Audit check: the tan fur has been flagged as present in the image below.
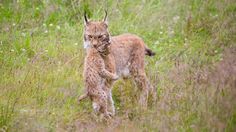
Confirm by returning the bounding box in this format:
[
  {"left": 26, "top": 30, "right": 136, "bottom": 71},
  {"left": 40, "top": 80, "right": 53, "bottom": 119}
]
[
  {"left": 79, "top": 12, "right": 156, "bottom": 117},
  {"left": 110, "top": 34, "right": 156, "bottom": 108},
  {"left": 82, "top": 46, "right": 118, "bottom": 118},
  {"left": 79, "top": 17, "right": 118, "bottom": 118}
]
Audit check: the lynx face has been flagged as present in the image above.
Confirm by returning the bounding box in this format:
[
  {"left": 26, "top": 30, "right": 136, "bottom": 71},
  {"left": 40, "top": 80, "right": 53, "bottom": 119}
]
[{"left": 83, "top": 13, "right": 111, "bottom": 53}]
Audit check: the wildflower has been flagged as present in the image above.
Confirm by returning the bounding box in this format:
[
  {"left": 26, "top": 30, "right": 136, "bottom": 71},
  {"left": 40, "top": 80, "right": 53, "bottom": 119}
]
[
  {"left": 154, "top": 40, "right": 160, "bottom": 45},
  {"left": 44, "top": 30, "right": 48, "bottom": 33},
  {"left": 10, "top": 49, "right": 14, "bottom": 52},
  {"left": 74, "top": 43, "right": 78, "bottom": 46},
  {"left": 160, "top": 31, "right": 163, "bottom": 34},
  {"left": 21, "top": 33, "right": 26, "bottom": 37},
  {"left": 56, "top": 25, "right": 61, "bottom": 30},
  {"left": 173, "top": 15, "right": 180, "bottom": 23},
  {"left": 13, "top": 23, "right": 16, "bottom": 26},
  {"left": 21, "top": 48, "right": 26, "bottom": 52},
  {"left": 45, "top": 49, "right": 48, "bottom": 52},
  {"left": 49, "top": 23, "right": 53, "bottom": 27}
]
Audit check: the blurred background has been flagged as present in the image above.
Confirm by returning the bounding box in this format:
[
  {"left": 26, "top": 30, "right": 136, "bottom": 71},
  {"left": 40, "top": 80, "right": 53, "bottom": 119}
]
[{"left": 0, "top": 0, "right": 236, "bottom": 131}]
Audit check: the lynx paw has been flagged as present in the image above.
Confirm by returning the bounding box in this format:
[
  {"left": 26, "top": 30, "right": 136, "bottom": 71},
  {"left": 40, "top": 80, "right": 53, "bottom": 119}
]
[{"left": 112, "top": 74, "right": 119, "bottom": 81}]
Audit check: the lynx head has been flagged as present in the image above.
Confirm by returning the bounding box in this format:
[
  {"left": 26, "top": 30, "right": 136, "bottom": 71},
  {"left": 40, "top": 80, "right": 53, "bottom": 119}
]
[{"left": 83, "top": 11, "right": 111, "bottom": 53}]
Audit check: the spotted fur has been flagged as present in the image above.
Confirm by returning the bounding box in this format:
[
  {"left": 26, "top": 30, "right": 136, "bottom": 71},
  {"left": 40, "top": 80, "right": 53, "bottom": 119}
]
[{"left": 79, "top": 12, "right": 156, "bottom": 118}]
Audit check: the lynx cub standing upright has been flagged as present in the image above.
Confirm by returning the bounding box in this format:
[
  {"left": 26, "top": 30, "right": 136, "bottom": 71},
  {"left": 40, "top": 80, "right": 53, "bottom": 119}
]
[{"left": 80, "top": 12, "right": 118, "bottom": 118}]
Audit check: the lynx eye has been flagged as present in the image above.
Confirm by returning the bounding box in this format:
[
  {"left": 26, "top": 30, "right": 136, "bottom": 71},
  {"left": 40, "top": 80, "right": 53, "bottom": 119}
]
[
  {"left": 98, "top": 35, "right": 103, "bottom": 39},
  {"left": 99, "top": 34, "right": 107, "bottom": 39},
  {"left": 87, "top": 35, "right": 92, "bottom": 39}
]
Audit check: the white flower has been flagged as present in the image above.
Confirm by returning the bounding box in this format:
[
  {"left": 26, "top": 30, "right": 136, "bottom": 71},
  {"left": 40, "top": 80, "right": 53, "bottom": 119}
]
[
  {"left": 173, "top": 15, "right": 180, "bottom": 23},
  {"left": 21, "top": 33, "right": 26, "bottom": 37},
  {"left": 160, "top": 31, "right": 163, "bottom": 34},
  {"left": 44, "top": 30, "right": 48, "bottom": 33},
  {"left": 10, "top": 49, "right": 14, "bottom": 52},
  {"left": 45, "top": 50, "right": 48, "bottom": 52},
  {"left": 49, "top": 23, "right": 53, "bottom": 27},
  {"left": 21, "top": 48, "right": 26, "bottom": 52},
  {"left": 13, "top": 23, "right": 16, "bottom": 26},
  {"left": 155, "top": 40, "right": 160, "bottom": 45},
  {"left": 74, "top": 43, "right": 78, "bottom": 46},
  {"left": 56, "top": 25, "right": 60, "bottom": 30}
]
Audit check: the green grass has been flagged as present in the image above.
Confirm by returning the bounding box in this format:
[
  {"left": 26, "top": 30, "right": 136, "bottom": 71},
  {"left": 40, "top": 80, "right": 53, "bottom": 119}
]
[{"left": 0, "top": 0, "right": 236, "bottom": 131}]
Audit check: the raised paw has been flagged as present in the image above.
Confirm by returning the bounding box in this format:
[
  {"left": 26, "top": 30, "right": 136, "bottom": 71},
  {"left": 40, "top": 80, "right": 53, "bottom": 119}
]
[{"left": 112, "top": 74, "right": 119, "bottom": 81}]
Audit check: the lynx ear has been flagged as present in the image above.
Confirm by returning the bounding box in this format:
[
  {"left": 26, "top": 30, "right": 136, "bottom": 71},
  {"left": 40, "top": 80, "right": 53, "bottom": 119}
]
[
  {"left": 103, "top": 10, "right": 108, "bottom": 25},
  {"left": 84, "top": 12, "right": 89, "bottom": 25}
]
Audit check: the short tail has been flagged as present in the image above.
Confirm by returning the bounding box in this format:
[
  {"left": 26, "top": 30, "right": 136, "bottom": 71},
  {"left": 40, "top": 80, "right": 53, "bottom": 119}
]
[
  {"left": 78, "top": 91, "right": 88, "bottom": 103},
  {"left": 145, "top": 47, "right": 155, "bottom": 56}
]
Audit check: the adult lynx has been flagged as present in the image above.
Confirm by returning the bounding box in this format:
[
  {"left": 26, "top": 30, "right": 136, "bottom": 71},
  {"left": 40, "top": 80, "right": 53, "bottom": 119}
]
[{"left": 81, "top": 11, "right": 156, "bottom": 111}]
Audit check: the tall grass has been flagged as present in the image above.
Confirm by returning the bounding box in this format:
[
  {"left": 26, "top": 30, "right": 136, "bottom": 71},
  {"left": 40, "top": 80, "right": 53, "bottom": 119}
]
[{"left": 0, "top": 0, "right": 236, "bottom": 131}]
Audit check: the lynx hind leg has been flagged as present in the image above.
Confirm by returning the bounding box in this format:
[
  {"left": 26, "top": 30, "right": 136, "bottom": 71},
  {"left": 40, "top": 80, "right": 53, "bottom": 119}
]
[
  {"left": 91, "top": 90, "right": 112, "bottom": 119},
  {"left": 129, "top": 45, "right": 151, "bottom": 108},
  {"left": 133, "top": 73, "right": 150, "bottom": 109},
  {"left": 106, "top": 89, "right": 115, "bottom": 116}
]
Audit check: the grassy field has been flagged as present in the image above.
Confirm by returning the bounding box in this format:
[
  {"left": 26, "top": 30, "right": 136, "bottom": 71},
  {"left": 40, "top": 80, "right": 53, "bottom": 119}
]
[{"left": 0, "top": 0, "right": 236, "bottom": 131}]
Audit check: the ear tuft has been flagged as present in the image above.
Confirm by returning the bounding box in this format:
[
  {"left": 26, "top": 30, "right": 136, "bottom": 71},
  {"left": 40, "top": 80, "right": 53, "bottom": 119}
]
[
  {"left": 103, "top": 10, "right": 108, "bottom": 25},
  {"left": 84, "top": 11, "right": 89, "bottom": 25}
]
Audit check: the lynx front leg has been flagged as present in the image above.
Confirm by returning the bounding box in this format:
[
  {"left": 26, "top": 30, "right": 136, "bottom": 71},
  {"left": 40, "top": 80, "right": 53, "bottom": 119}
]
[
  {"left": 99, "top": 69, "right": 119, "bottom": 80},
  {"left": 96, "top": 58, "right": 119, "bottom": 80}
]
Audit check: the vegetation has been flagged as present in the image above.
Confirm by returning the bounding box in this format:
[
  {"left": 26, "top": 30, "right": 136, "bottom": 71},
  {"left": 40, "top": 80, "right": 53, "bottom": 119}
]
[{"left": 0, "top": 0, "right": 236, "bottom": 131}]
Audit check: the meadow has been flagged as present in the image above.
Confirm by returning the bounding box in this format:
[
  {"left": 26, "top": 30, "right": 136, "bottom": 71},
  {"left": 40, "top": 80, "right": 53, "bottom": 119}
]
[{"left": 0, "top": 0, "right": 236, "bottom": 131}]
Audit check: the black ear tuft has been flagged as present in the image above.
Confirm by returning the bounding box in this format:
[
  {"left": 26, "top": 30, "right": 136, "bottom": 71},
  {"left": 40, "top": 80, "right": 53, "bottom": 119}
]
[
  {"left": 103, "top": 10, "right": 108, "bottom": 25},
  {"left": 84, "top": 11, "right": 89, "bottom": 25}
]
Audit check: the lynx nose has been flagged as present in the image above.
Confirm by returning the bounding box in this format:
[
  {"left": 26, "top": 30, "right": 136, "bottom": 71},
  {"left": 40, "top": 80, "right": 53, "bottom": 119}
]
[{"left": 91, "top": 40, "right": 98, "bottom": 48}]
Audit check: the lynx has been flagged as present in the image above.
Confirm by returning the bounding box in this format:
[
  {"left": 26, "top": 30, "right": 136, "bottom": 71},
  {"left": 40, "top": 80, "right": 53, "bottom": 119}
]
[
  {"left": 79, "top": 12, "right": 118, "bottom": 118},
  {"left": 79, "top": 11, "right": 156, "bottom": 114}
]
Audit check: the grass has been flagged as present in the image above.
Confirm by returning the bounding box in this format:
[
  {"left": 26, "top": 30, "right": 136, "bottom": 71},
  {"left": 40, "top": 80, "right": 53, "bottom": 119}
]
[{"left": 0, "top": 0, "right": 236, "bottom": 131}]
